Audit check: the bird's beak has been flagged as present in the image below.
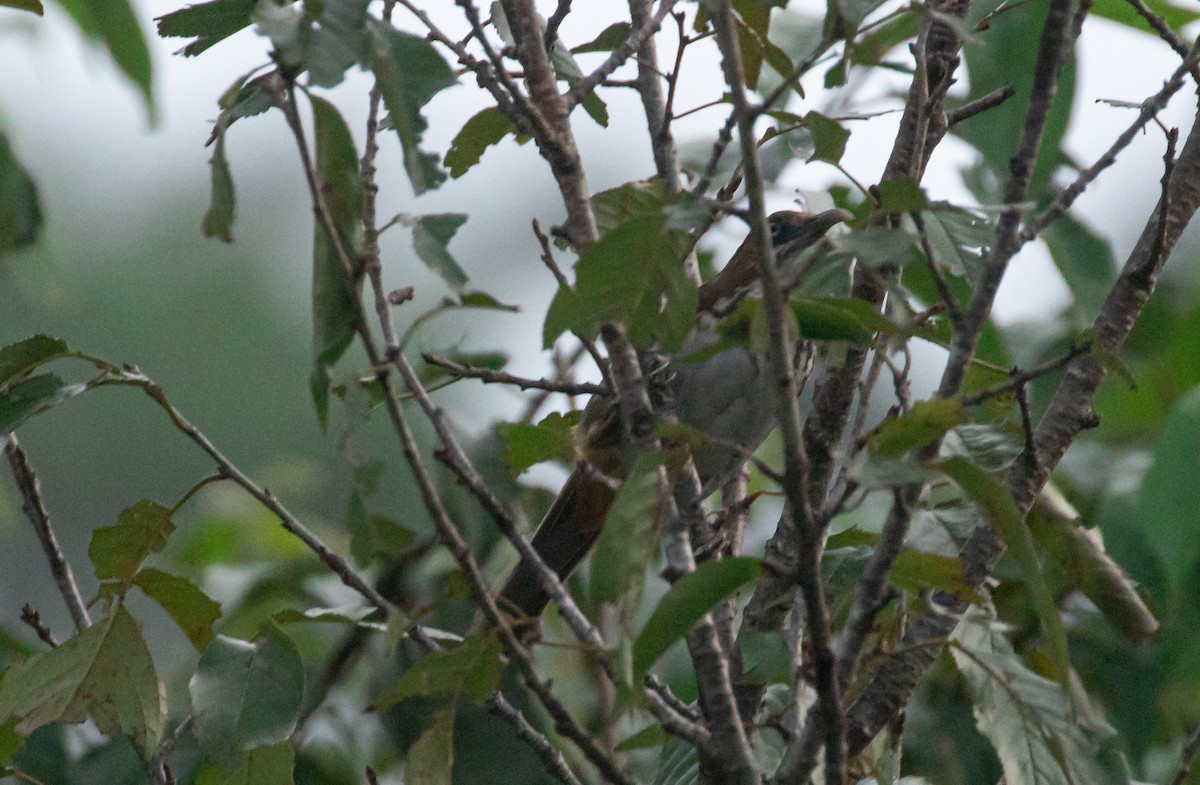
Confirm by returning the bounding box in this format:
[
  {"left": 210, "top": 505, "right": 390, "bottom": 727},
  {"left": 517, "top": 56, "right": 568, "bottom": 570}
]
[{"left": 775, "top": 208, "right": 852, "bottom": 262}]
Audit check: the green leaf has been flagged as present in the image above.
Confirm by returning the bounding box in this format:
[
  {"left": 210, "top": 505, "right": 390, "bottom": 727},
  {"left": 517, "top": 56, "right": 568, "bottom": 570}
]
[
  {"left": 543, "top": 214, "right": 693, "bottom": 350},
  {"left": 1, "top": 0, "right": 43, "bottom": 13},
  {"left": 655, "top": 736, "right": 699, "bottom": 785},
  {"left": 591, "top": 454, "right": 664, "bottom": 605},
  {"left": 0, "top": 374, "right": 85, "bottom": 433},
  {"left": 633, "top": 556, "right": 762, "bottom": 679},
  {"left": 889, "top": 550, "right": 980, "bottom": 601},
  {"left": 877, "top": 175, "right": 928, "bottom": 214},
  {"left": 367, "top": 19, "right": 457, "bottom": 195},
  {"left": 202, "top": 128, "right": 236, "bottom": 242},
  {"left": 616, "top": 723, "right": 667, "bottom": 751},
  {"left": 0, "top": 719, "right": 20, "bottom": 765},
  {"left": 738, "top": 629, "right": 790, "bottom": 685},
  {"left": 0, "top": 336, "right": 69, "bottom": 389},
  {"left": 496, "top": 410, "right": 581, "bottom": 476},
  {"left": 155, "top": 0, "right": 255, "bottom": 56},
  {"left": 571, "top": 21, "right": 631, "bottom": 53},
  {"left": 952, "top": 605, "right": 1129, "bottom": 785},
  {"left": 410, "top": 213, "right": 468, "bottom": 289},
  {"left": 56, "top": 0, "right": 154, "bottom": 115},
  {"left": 1027, "top": 489, "right": 1158, "bottom": 645},
  {"left": 133, "top": 567, "right": 222, "bottom": 650},
  {"left": 1136, "top": 384, "right": 1200, "bottom": 608},
  {"left": 0, "top": 605, "right": 165, "bottom": 755},
  {"left": 734, "top": 0, "right": 772, "bottom": 89},
  {"left": 938, "top": 456, "right": 1070, "bottom": 682},
  {"left": 444, "top": 107, "right": 515, "bottom": 178},
  {"left": 210, "top": 742, "right": 295, "bottom": 785},
  {"left": 377, "top": 633, "right": 503, "bottom": 708},
  {"left": 1091, "top": 0, "right": 1200, "bottom": 36},
  {"left": 189, "top": 627, "right": 305, "bottom": 761},
  {"left": 89, "top": 500, "right": 175, "bottom": 584},
  {"left": 804, "top": 111, "right": 849, "bottom": 164},
  {"left": 792, "top": 296, "right": 897, "bottom": 343},
  {"left": 406, "top": 707, "right": 454, "bottom": 785},
  {"left": 591, "top": 178, "right": 668, "bottom": 237},
  {"left": 956, "top": 0, "right": 1075, "bottom": 202},
  {"left": 309, "top": 95, "right": 364, "bottom": 429},
  {"left": 580, "top": 90, "right": 610, "bottom": 127},
  {"left": 870, "top": 398, "right": 964, "bottom": 457},
  {"left": 254, "top": 0, "right": 369, "bottom": 88},
  {"left": 1041, "top": 214, "right": 1116, "bottom": 325},
  {"left": 0, "top": 131, "right": 42, "bottom": 255},
  {"left": 920, "top": 203, "right": 992, "bottom": 281}
]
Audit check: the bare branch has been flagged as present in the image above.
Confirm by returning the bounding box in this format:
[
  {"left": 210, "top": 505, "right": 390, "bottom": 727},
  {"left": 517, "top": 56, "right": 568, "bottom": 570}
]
[
  {"left": 5, "top": 434, "right": 91, "bottom": 633},
  {"left": 421, "top": 353, "right": 607, "bottom": 395}
]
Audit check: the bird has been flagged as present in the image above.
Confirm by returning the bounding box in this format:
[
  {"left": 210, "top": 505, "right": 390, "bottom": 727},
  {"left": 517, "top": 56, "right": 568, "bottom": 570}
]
[{"left": 498, "top": 208, "right": 852, "bottom": 624}]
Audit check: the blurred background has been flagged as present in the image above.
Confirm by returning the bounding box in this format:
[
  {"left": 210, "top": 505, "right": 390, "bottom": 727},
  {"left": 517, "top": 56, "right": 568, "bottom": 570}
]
[{"left": 2, "top": 0, "right": 1200, "bottom": 781}]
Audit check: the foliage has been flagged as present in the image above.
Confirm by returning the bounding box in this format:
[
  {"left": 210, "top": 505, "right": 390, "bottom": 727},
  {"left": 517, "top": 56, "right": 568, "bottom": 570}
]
[{"left": 3, "top": 0, "right": 1200, "bottom": 783}]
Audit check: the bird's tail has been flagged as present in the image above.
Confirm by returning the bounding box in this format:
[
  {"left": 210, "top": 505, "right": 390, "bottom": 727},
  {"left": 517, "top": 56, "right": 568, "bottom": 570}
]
[{"left": 498, "top": 470, "right": 615, "bottom": 622}]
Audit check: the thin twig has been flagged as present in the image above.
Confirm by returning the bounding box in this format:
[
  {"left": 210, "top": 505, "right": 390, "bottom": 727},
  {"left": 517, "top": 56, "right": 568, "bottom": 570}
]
[
  {"left": 1170, "top": 722, "right": 1200, "bottom": 785},
  {"left": 422, "top": 353, "right": 608, "bottom": 395},
  {"left": 567, "top": 0, "right": 678, "bottom": 107},
  {"left": 960, "top": 343, "right": 1091, "bottom": 406},
  {"left": 911, "top": 211, "right": 964, "bottom": 327},
  {"left": 1020, "top": 41, "right": 1200, "bottom": 245},
  {"left": 1123, "top": 0, "right": 1200, "bottom": 82},
  {"left": 713, "top": 4, "right": 813, "bottom": 783},
  {"left": 488, "top": 694, "right": 585, "bottom": 785},
  {"left": 4, "top": 434, "right": 90, "bottom": 633},
  {"left": 946, "top": 86, "right": 1015, "bottom": 127},
  {"left": 543, "top": 0, "right": 572, "bottom": 50},
  {"left": 19, "top": 604, "right": 58, "bottom": 648}
]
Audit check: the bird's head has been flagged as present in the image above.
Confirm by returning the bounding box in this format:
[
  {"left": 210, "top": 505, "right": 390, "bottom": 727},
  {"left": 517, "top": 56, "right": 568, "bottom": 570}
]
[{"left": 698, "top": 207, "right": 851, "bottom": 314}]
